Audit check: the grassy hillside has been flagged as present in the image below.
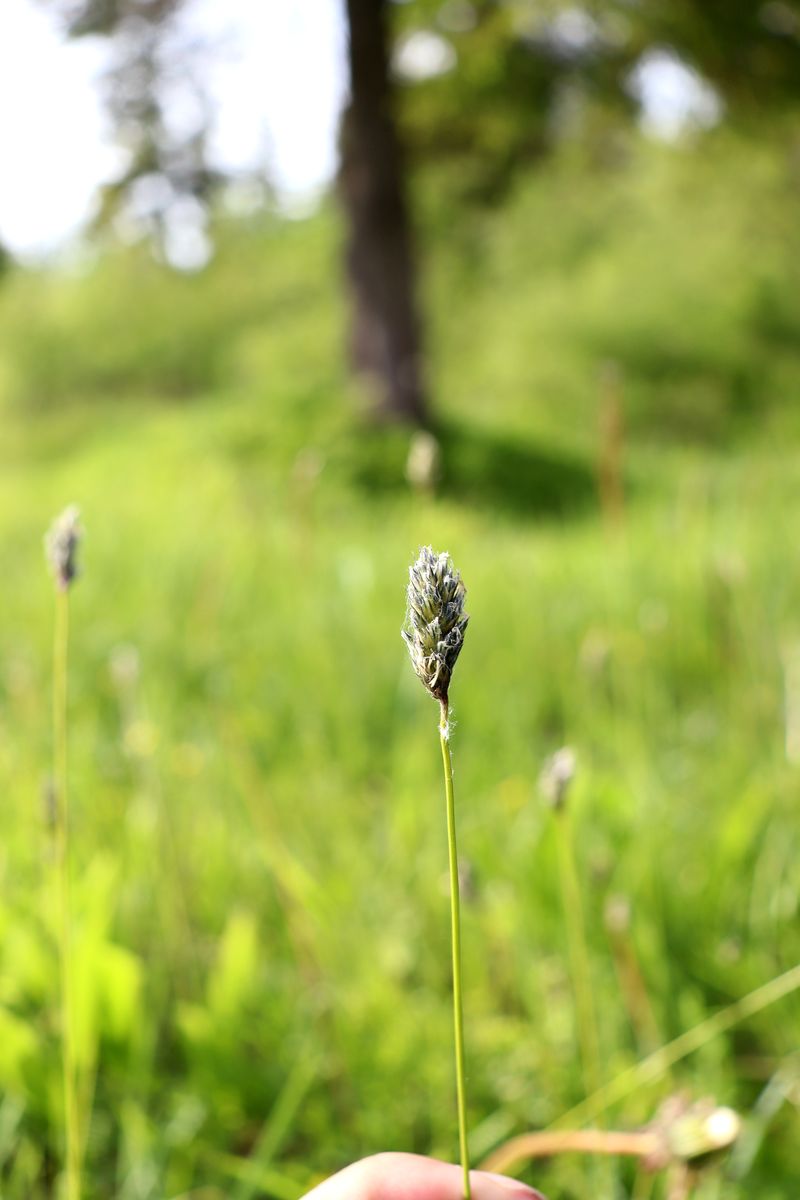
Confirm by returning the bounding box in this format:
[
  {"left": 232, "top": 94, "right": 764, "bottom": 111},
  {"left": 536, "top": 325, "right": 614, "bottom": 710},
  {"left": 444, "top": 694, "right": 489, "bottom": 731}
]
[{"left": 1, "top": 134, "right": 799, "bottom": 1198}]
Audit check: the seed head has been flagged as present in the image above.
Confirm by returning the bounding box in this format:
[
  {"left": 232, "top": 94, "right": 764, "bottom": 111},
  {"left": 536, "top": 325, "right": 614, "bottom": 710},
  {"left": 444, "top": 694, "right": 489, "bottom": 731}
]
[
  {"left": 405, "top": 430, "right": 441, "bottom": 493},
  {"left": 539, "top": 746, "right": 577, "bottom": 811},
  {"left": 647, "top": 1096, "right": 741, "bottom": 1169},
  {"left": 402, "top": 546, "right": 469, "bottom": 706},
  {"left": 44, "top": 505, "right": 82, "bottom": 591}
]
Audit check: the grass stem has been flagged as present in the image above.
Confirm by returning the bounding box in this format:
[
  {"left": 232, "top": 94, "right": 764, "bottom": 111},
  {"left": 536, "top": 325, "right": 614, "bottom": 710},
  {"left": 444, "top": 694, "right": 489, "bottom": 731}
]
[
  {"left": 554, "top": 960, "right": 800, "bottom": 1128},
  {"left": 439, "top": 701, "right": 471, "bottom": 1200},
  {"left": 554, "top": 806, "right": 602, "bottom": 1104},
  {"left": 53, "top": 588, "right": 80, "bottom": 1200},
  {"left": 482, "top": 1127, "right": 660, "bottom": 1173}
]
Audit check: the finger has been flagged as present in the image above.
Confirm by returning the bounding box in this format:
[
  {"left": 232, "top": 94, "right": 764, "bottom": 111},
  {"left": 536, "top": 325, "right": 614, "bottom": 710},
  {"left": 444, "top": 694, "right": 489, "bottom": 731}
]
[{"left": 301, "top": 1152, "right": 546, "bottom": 1200}]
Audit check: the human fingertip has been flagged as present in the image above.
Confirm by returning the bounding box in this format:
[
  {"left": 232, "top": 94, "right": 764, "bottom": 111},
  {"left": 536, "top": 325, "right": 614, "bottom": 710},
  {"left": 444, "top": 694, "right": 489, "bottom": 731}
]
[{"left": 472, "top": 1169, "right": 548, "bottom": 1199}]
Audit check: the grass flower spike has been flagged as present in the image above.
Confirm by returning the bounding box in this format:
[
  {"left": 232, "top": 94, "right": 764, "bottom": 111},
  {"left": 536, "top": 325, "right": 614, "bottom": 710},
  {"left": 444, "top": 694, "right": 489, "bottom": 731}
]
[
  {"left": 403, "top": 547, "right": 471, "bottom": 1199},
  {"left": 402, "top": 545, "right": 469, "bottom": 711}
]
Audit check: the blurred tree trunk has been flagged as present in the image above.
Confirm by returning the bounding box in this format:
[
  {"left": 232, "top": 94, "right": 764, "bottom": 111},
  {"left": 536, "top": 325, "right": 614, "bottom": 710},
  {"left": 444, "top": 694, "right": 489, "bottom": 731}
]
[{"left": 340, "top": 0, "right": 427, "bottom": 425}]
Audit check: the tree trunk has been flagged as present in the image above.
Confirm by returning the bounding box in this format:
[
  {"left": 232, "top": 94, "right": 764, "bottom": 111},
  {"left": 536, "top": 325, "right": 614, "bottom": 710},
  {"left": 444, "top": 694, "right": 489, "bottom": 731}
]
[{"left": 339, "top": 0, "right": 427, "bottom": 425}]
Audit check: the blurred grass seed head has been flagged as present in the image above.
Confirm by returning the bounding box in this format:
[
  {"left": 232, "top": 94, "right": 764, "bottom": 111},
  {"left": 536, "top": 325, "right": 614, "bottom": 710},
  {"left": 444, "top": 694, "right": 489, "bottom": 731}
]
[
  {"left": 539, "top": 746, "right": 577, "bottom": 811},
  {"left": 45, "top": 505, "right": 82, "bottom": 591}
]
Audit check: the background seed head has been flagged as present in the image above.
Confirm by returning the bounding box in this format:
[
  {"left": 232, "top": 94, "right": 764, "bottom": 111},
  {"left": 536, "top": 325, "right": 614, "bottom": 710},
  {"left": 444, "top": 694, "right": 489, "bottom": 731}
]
[
  {"left": 539, "top": 746, "right": 577, "bottom": 811},
  {"left": 402, "top": 546, "right": 469, "bottom": 704},
  {"left": 44, "top": 505, "right": 82, "bottom": 591}
]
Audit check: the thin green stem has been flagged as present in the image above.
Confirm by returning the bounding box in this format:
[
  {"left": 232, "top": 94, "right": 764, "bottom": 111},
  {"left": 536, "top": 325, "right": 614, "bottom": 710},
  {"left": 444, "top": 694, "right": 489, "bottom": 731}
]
[
  {"left": 554, "top": 807, "right": 602, "bottom": 1104},
  {"left": 439, "top": 701, "right": 471, "bottom": 1200},
  {"left": 54, "top": 588, "right": 80, "bottom": 1200},
  {"left": 554, "top": 960, "right": 800, "bottom": 1129}
]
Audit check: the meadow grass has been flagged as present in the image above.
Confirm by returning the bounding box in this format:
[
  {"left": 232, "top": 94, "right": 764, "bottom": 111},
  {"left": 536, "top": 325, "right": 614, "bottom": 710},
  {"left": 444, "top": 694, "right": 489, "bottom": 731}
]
[
  {"left": 0, "top": 134, "right": 799, "bottom": 1197},
  {"left": 49, "top": 545, "right": 81, "bottom": 1200}
]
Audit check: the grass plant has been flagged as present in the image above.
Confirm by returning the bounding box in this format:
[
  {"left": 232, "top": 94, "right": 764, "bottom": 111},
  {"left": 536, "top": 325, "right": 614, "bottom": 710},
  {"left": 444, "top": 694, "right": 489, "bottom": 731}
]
[
  {"left": 540, "top": 749, "right": 602, "bottom": 1106},
  {"left": 403, "top": 548, "right": 471, "bottom": 1198},
  {"left": 45, "top": 507, "right": 82, "bottom": 1200}
]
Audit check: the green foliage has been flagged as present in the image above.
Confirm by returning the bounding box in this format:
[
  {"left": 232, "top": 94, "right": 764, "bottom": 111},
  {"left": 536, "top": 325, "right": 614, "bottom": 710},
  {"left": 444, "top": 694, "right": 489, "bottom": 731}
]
[
  {"left": 640, "top": 0, "right": 800, "bottom": 111},
  {"left": 1, "top": 134, "right": 800, "bottom": 1196},
  {"left": 394, "top": 0, "right": 800, "bottom": 197},
  {"left": 0, "top": 216, "right": 340, "bottom": 408},
  {"left": 394, "top": 0, "right": 638, "bottom": 199}
]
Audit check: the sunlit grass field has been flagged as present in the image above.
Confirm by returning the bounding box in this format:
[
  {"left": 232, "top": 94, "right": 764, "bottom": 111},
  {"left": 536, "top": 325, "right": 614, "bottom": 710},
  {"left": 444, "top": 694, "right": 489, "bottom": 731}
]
[{"left": 1, "top": 135, "right": 800, "bottom": 1198}]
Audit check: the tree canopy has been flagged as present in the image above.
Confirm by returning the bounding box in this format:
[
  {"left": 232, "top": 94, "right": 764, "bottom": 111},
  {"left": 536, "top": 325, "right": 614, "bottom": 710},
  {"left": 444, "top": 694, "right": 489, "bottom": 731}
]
[{"left": 42, "top": 0, "right": 800, "bottom": 221}]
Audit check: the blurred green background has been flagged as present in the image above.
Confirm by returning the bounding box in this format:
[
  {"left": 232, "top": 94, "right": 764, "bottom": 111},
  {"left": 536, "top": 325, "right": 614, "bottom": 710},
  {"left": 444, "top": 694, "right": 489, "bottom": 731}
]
[{"left": 2, "top": 2, "right": 800, "bottom": 1197}]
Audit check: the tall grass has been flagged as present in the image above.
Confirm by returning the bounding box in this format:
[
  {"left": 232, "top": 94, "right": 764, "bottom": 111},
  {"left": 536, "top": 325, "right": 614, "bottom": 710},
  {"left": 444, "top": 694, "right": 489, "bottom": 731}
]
[
  {"left": 53, "top": 588, "right": 80, "bottom": 1200},
  {"left": 45, "top": 509, "right": 82, "bottom": 1200}
]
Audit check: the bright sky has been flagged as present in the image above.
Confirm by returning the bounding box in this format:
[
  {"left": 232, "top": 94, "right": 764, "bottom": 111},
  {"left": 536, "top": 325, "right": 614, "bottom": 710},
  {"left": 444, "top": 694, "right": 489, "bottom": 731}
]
[
  {"left": 0, "top": 0, "right": 347, "bottom": 257},
  {"left": 0, "top": 1, "right": 716, "bottom": 260}
]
